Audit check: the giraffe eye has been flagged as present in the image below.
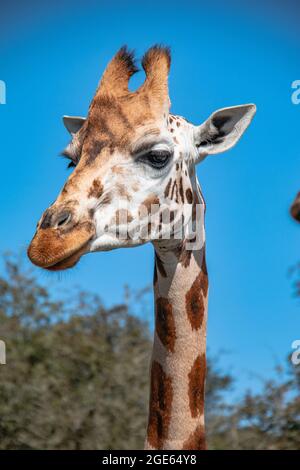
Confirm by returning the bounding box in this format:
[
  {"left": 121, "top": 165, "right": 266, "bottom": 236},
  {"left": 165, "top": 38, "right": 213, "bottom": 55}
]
[{"left": 140, "top": 150, "right": 172, "bottom": 169}]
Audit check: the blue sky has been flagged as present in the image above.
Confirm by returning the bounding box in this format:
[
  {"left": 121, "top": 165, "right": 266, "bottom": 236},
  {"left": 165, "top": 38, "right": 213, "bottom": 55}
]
[{"left": 0, "top": 0, "right": 300, "bottom": 396}]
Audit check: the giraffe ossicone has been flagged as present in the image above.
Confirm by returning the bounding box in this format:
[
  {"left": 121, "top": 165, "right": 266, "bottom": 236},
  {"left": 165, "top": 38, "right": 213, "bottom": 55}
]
[{"left": 28, "top": 45, "right": 256, "bottom": 449}]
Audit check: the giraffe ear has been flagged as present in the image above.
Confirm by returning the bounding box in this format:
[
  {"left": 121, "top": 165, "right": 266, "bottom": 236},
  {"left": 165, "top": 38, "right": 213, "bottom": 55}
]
[
  {"left": 63, "top": 116, "right": 86, "bottom": 135},
  {"left": 193, "top": 104, "right": 256, "bottom": 163}
]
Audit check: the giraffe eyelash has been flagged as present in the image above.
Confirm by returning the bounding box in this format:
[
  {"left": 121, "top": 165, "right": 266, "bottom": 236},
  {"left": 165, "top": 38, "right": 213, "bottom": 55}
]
[
  {"left": 60, "top": 150, "right": 78, "bottom": 169},
  {"left": 60, "top": 141, "right": 81, "bottom": 168}
]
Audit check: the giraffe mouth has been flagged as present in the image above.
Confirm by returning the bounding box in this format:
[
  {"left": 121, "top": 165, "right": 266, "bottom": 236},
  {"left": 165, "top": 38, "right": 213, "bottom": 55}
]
[
  {"left": 27, "top": 222, "right": 95, "bottom": 271},
  {"left": 44, "top": 240, "right": 91, "bottom": 271}
]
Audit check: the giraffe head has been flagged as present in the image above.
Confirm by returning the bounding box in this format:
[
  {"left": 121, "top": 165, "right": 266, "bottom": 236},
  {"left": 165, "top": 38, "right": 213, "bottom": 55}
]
[{"left": 28, "top": 46, "right": 256, "bottom": 271}]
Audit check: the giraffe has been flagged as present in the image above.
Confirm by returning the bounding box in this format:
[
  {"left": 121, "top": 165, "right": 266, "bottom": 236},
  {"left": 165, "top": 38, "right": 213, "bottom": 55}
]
[
  {"left": 27, "top": 46, "right": 256, "bottom": 450},
  {"left": 290, "top": 192, "right": 300, "bottom": 222}
]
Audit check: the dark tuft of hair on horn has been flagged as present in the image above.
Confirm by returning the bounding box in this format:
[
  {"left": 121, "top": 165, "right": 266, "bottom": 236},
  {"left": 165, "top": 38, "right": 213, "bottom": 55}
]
[
  {"left": 116, "top": 45, "right": 139, "bottom": 77},
  {"left": 142, "top": 44, "right": 171, "bottom": 74}
]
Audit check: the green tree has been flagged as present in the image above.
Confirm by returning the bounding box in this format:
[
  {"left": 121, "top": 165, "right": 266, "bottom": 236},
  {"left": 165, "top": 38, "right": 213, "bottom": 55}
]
[
  {"left": 0, "top": 254, "right": 299, "bottom": 449},
  {"left": 208, "top": 362, "right": 300, "bottom": 450},
  {"left": 0, "top": 255, "right": 150, "bottom": 449}
]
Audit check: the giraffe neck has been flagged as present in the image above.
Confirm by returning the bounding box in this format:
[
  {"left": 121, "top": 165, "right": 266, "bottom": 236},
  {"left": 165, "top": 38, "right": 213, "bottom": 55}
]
[{"left": 145, "top": 216, "right": 208, "bottom": 450}]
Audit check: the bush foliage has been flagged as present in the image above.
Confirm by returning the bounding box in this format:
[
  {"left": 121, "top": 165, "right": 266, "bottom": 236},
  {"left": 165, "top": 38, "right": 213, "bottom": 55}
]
[{"left": 0, "top": 255, "right": 299, "bottom": 449}]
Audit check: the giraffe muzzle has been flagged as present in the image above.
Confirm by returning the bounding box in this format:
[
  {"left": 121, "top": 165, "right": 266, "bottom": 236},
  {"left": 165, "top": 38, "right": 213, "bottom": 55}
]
[{"left": 27, "top": 218, "right": 95, "bottom": 271}]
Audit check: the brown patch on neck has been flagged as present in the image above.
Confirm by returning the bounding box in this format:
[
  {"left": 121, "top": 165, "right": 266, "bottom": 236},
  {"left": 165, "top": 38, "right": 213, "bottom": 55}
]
[
  {"left": 164, "top": 178, "right": 172, "bottom": 198},
  {"left": 188, "top": 354, "right": 206, "bottom": 418},
  {"left": 88, "top": 178, "right": 103, "bottom": 198},
  {"left": 201, "top": 248, "right": 208, "bottom": 275},
  {"left": 182, "top": 424, "right": 206, "bottom": 450},
  {"left": 185, "top": 188, "right": 193, "bottom": 204},
  {"left": 156, "top": 298, "right": 176, "bottom": 352},
  {"left": 147, "top": 361, "right": 173, "bottom": 449},
  {"left": 170, "top": 180, "right": 179, "bottom": 203},
  {"left": 185, "top": 268, "right": 208, "bottom": 330},
  {"left": 178, "top": 177, "right": 184, "bottom": 203}
]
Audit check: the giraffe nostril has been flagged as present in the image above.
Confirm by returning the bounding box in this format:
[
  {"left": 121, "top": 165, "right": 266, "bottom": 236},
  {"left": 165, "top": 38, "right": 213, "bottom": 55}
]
[
  {"left": 40, "top": 209, "right": 73, "bottom": 229},
  {"left": 40, "top": 210, "right": 53, "bottom": 229},
  {"left": 56, "top": 211, "right": 72, "bottom": 228}
]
